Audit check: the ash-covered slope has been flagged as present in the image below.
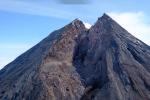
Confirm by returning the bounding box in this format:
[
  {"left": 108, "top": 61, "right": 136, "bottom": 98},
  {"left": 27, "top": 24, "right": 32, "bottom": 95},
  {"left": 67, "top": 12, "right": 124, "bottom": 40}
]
[
  {"left": 0, "top": 14, "right": 150, "bottom": 100},
  {"left": 0, "top": 19, "right": 87, "bottom": 100},
  {"left": 74, "top": 14, "right": 150, "bottom": 100}
]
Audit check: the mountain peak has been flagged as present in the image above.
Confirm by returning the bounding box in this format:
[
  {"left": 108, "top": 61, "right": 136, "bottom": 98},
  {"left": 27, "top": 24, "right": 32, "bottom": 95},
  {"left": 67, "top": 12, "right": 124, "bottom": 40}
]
[
  {"left": 98, "top": 13, "right": 112, "bottom": 21},
  {"left": 92, "top": 13, "right": 129, "bottom": 37},
  {"left": 102, "top": 13, "right": 111, "bottom": 18},
  {"left": 71, "top": 18, "right": 83, "bottom": 25},
  {"left": 67, "top": 18, "right": 86, "bottom": 30},
  {"left": 0, "top": 14, "right": 150, "bottom": 100},
  {"left": 90, "top": 13, "right": 116, "bottom": 36},
  {"left": 72, "top": 18, "right": 81, "bottom": 22}
]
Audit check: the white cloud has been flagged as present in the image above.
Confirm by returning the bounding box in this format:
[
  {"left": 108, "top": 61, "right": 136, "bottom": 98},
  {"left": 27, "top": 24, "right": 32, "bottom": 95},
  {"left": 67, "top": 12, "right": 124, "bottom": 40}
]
[
  {"left": 108, "top": 12, "right": 150, "bottom": 45},
  {"left": 0, "top": 0, "right": 76, "bottom": 20},
  {"left": 83, "top": 22, "right": 92, "bottom": 29},
  {"left": 0, "top": 1, "right": 94, "bottom": 20},
  {"left": 0, "top": 1, "right": 104, "bottom": 23}
]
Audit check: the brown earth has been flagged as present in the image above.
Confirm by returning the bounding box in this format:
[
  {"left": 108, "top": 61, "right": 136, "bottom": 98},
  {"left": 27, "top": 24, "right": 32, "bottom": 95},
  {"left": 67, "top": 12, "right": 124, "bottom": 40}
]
[{"left": 0, "top": 14, "right": 150, "bottom": 100}]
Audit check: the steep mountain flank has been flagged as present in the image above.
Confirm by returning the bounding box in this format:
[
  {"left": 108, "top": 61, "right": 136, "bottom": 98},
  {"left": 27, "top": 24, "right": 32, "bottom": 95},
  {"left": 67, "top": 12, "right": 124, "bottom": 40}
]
[
  {"left": 0, "top": 14, "right": 150, "bottom": 100},
  {"left": 74, "top": 14, "right": 150, "bottom": 100}
]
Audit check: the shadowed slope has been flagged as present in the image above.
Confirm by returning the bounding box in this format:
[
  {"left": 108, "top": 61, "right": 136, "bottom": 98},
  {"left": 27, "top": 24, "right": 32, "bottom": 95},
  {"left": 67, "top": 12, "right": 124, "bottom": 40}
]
[{"left": 73, "top": 14, "right": 150, "bottom": 100}]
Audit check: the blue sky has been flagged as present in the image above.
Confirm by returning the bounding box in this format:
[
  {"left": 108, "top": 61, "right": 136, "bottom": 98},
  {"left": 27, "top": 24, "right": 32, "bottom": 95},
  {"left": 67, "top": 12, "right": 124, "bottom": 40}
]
[{"left": 0, "top": 0, "right": 150, "bottom": 69}]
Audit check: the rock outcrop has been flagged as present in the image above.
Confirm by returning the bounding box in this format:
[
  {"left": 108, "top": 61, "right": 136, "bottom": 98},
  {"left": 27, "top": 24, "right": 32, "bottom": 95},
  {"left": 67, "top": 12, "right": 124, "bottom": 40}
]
[{"left": 0, "top": 14, "right": 150, "bottom": 100}]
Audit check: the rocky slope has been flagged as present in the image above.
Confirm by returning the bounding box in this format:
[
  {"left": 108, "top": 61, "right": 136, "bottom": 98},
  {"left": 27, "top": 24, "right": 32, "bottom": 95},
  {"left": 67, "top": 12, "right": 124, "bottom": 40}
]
[{"left": 0, "top": 14, "right": 150, "bottom": 100}]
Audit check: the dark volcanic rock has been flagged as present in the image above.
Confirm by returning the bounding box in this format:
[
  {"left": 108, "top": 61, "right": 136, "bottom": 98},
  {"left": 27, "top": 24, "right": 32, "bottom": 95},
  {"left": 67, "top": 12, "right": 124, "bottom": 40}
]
[{"left": 0, "top": 14, "right": 150, "bottom": 100}]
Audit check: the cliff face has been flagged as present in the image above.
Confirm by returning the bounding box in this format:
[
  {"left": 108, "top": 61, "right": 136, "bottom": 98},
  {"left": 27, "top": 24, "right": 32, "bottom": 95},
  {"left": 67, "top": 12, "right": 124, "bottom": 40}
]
[{"left": 0, "top": 14, "right": 150, "bottom": 100}]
